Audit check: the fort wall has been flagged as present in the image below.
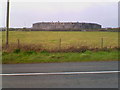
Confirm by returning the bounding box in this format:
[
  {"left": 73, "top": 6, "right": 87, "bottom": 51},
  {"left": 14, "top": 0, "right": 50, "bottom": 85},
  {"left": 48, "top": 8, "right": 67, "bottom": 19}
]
[{"left": 32, "top": 22, "right": 101, "bottom": 30}]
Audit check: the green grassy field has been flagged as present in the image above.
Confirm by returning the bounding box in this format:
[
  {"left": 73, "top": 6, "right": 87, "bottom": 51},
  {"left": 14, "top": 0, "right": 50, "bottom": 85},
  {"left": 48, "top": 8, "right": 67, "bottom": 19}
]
[
  {"left": 2, "top": 31, "right": 118, "bottom": 49},
  {"left": 2, "top": 50, "right": 119, "bottom": 64},
  {"left": 1, "top": 31, "right": 119, "bottom": 64}
]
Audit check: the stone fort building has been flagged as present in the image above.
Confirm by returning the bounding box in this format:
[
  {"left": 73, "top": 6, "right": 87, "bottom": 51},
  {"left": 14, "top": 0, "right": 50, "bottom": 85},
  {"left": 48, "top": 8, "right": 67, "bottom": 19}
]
[{"left": 32, "top": 22, "right": 101, "bottom": 31}]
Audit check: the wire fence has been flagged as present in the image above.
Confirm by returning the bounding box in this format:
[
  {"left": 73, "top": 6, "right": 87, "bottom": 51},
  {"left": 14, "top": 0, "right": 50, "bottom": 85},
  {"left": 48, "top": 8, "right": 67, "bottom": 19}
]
[{"left": 2, "top": 37, "right": 119, "bottom": 52}]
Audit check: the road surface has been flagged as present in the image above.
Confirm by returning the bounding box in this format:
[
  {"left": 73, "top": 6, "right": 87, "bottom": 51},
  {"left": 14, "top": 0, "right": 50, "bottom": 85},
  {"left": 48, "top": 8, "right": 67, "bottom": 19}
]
[{"left": 2, "top": 61, "right": 119, "bottom": 88}]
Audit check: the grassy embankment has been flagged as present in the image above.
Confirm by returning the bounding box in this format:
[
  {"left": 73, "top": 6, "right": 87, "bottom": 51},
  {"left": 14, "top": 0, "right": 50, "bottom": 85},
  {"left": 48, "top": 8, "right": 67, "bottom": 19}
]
[
  {"left": 2, "top": 50, "right": 119, "bottom": 64},
  {"left": 1, "top": 31, "right": 119, "bottom": 64}
]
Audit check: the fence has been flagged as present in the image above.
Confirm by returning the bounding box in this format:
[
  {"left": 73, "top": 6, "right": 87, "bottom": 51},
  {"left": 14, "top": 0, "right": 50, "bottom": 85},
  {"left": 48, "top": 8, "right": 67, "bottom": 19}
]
[{"left": 2, "top": 37, "right": 118, "bottom": 53}]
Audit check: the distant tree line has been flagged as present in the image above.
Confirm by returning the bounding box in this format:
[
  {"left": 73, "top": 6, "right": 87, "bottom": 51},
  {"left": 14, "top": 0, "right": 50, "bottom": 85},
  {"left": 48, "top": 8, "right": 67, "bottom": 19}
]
[{"left": 0, "top": 27, "right": 119, "bottom": 32}]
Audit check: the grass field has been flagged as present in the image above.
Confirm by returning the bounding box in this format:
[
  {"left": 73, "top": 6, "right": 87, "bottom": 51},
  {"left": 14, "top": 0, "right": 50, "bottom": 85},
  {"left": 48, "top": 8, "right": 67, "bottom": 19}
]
[
  {"left": 1, "top": 31, "right": 119, "bottom": 64},
  {"left": 2, "top": 50, "right": 119, "bottom": 64},
  {"left": 2, "top": 31, "right": 118, "bottom": 50}
]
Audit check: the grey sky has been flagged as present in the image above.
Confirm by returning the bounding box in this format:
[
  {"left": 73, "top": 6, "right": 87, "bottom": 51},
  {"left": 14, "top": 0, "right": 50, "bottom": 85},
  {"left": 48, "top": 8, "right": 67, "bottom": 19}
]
[{"left": 1, "top": 1, "right": 118, "bottom": 28}]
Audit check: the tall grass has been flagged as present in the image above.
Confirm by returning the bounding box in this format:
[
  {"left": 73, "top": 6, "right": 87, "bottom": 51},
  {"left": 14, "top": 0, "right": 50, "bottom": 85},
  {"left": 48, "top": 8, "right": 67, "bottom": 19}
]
[
  {"left": 2, "top": 31, "right": 118, "bottom": 49},
  {"left": 2, "top": 42, "right": 119, "bottom": 53},
  {"left": 1, "top": 31, "right": 118, "bottom": 52}
]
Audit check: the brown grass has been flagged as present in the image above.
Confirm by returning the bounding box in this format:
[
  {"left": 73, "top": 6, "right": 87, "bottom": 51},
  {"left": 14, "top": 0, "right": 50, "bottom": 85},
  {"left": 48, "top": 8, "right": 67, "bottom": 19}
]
[{"left": 2, "top": 43, "right": 119, "bottom": 53}]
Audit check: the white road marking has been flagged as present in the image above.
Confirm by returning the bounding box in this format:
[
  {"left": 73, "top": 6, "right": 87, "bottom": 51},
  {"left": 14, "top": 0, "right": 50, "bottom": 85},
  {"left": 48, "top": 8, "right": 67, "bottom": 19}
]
[{"left": 0, "top": 71, "right": 119, "bottom": 76}]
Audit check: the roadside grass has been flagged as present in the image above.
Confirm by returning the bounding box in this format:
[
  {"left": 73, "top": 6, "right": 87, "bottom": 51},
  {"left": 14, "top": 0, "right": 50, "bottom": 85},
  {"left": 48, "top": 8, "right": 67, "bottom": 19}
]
[{"left": 2, "top": 50, "right": 119, "bottom": 64}]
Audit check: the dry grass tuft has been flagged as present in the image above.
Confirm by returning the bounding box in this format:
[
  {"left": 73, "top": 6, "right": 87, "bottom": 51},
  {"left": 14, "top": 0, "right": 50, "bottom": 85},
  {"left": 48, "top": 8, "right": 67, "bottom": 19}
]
[{"left": 2, "top": 43, "right": 119, "bottom": 53}]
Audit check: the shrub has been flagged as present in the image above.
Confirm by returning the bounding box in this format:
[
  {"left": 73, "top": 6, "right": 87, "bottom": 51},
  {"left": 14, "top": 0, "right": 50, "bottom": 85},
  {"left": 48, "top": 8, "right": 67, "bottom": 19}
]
[{"left": 13, "top": 49, "right": 21, "bottom": 53}]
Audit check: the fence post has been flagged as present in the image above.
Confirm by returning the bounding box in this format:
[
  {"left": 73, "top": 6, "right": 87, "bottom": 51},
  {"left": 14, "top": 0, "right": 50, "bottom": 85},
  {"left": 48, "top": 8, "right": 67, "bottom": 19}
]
[
  {"left": 59, "top": 38, "right": 61, "bottom": 51},
  {"left": 17, "top": 39, "right": 20, "bottom": 49},
  {"left": 101, "top": 38, "right": 103, "bottom": 49}
]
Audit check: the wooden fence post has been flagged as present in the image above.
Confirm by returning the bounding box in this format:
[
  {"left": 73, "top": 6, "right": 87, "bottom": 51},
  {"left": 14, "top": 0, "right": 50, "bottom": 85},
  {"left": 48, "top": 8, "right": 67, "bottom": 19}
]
[
  {"left": 101, "top": 38, "right": 103, "bottom": 49},
  {"left": 59, "top": 38, "right": 61, "bottom": 51},
  {"left": 17, "top": 39, "right": 20, "bottom": 49}
]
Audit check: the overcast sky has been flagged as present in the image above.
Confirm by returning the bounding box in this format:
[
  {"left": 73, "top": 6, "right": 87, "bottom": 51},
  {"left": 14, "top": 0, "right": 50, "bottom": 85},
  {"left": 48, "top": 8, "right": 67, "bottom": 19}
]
[{"left": 1, "top": 0, "right": 119, "bottom": 28}]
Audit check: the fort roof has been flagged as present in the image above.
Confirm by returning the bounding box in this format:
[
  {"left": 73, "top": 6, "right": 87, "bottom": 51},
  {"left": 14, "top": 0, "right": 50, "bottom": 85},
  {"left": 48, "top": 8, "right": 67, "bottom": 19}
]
[{"left": 33, "top": 22, "right": 101, "bottom": 26}]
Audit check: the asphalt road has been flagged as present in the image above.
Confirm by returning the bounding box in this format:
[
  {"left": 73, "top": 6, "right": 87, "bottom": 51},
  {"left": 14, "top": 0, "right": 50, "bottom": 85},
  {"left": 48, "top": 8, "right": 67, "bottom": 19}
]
[{"left": 2, "top": 61, "right": 119, "bottom": 88}]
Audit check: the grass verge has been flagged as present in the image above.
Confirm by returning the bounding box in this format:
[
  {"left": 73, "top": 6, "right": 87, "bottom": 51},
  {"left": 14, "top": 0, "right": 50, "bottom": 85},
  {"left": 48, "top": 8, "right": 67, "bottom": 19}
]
[{"left": 2, "top": 50, "right": 119, "bottom": 64}]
